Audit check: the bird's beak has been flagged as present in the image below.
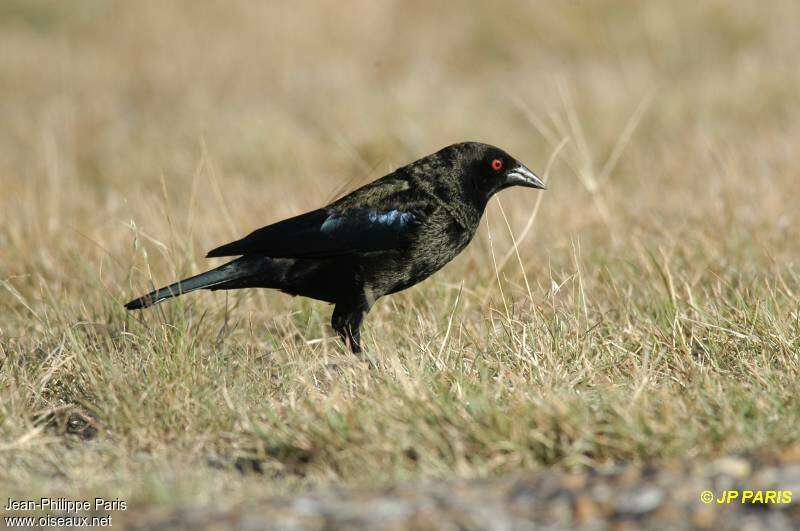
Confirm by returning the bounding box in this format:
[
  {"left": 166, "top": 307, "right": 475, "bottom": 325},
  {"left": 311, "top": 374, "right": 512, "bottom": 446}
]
[{"left": 506, "top": 163, "right": 546, "bottom": 190}]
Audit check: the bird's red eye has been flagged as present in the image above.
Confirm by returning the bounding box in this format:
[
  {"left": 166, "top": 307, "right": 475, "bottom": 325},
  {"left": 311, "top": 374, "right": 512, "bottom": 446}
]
[{"left": 491, "top": 158, "right": 503, "bottom": 171}]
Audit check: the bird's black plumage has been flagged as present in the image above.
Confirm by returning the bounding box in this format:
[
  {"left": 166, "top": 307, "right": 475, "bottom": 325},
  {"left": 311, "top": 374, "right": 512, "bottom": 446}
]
[{"left": 125, "top": 141, "right": 546, "bottom": 352}]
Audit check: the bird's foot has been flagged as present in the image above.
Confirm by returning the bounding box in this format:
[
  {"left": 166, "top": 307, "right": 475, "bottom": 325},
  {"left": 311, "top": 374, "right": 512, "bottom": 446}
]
[{"left": 342, "top": 336, "right": 378, "bottom": 369}]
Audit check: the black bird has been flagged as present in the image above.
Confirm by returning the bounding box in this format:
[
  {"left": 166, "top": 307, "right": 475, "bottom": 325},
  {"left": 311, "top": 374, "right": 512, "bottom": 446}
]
[{"left": 125, "top": 142, "right": 545, "bottom": 352}]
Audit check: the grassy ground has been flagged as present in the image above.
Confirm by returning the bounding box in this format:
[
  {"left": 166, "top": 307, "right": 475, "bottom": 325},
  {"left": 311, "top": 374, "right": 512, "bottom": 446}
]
[{"left": 2, "top": 0, "right": 800, "bottom": 512}]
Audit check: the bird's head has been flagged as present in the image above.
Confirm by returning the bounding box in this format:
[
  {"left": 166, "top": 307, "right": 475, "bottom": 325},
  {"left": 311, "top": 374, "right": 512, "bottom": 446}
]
[{"left": 443, "top": 142, "right": 545, "bottom": 204}]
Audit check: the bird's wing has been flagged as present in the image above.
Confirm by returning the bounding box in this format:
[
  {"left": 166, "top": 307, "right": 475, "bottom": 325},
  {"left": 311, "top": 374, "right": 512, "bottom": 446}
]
[{"left": 206, "top": 207, "right": 419, "bottom": 258}]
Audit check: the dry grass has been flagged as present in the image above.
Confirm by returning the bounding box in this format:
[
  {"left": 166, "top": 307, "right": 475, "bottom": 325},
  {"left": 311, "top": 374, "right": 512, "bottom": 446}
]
[{"left": 2, "top": 0, "right": 800, "bottom": 509}]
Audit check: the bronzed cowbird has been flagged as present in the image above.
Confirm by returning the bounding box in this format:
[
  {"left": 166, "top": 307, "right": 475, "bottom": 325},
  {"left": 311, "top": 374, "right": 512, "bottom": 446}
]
[{"left": 125, "top": 142, "right": 545, "bottom": 352}]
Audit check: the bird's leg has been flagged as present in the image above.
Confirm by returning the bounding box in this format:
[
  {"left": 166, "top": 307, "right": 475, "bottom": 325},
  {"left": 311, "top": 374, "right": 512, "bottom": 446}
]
[
  {"left": 345, "top": 326, "right": 361, "bottom": 354},
  {"left": 331, "top": 302, "right": 368, "bottom": 354}
]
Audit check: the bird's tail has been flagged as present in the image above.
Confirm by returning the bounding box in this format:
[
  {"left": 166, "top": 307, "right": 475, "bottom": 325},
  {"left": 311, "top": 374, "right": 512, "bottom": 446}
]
[{"left": 124, "top": 258, "right": 255, "bottom": 310}]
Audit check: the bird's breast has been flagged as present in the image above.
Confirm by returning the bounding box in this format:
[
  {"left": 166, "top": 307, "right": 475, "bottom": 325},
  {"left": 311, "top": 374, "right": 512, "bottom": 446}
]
[{"left": 365, "top": 215, "right": 475, "bottom": 297}]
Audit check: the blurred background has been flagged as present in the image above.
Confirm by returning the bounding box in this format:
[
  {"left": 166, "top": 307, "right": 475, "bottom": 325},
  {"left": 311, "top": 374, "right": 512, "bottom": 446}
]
[
  {"left": 2, "top": 0, "right": 800, "bottom": 518},
  {"left": 2, "top": 0, "right": 797, "bottom": 308}
]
